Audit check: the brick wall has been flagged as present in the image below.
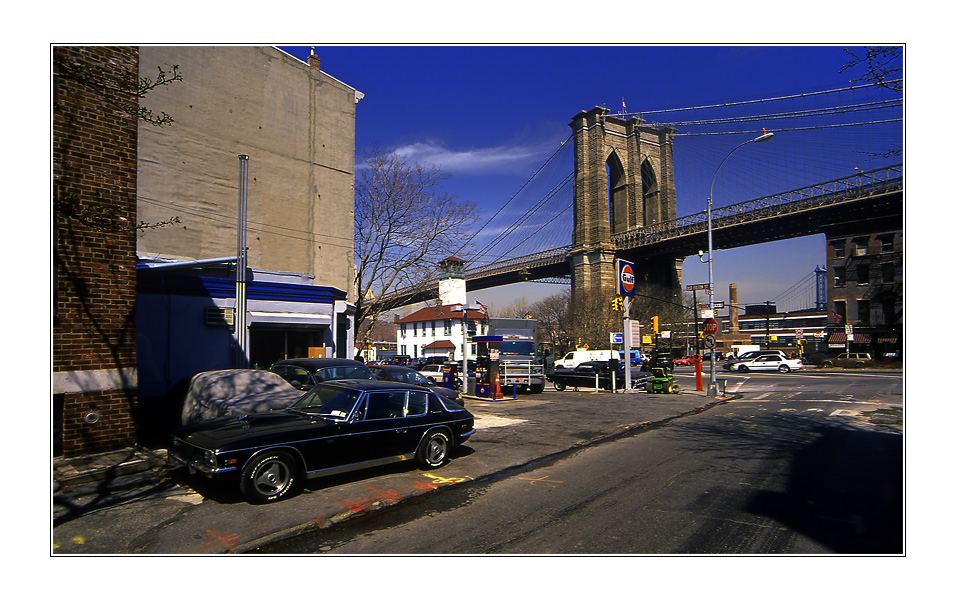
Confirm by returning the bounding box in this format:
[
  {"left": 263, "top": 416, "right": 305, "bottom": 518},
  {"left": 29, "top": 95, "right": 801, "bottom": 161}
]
[{"left": 53, "top": 46, "right": 139, "bottom": 456}]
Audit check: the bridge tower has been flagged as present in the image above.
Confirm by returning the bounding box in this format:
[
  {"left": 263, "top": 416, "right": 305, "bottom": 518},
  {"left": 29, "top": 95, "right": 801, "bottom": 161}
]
[{"left": 568, "top": 106, "right": 682, "bottom": 299}]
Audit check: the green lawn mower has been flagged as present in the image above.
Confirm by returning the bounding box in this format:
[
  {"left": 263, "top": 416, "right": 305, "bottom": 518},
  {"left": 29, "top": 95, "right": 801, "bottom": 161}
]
[{"left": 645, "top": 367, "right": 680, "bottom": 394}]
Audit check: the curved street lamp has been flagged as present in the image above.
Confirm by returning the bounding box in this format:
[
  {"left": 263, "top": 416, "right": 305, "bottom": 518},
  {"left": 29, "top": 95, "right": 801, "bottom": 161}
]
[{"left": 702, "top": 130, "right": 774, "bottom": 396}]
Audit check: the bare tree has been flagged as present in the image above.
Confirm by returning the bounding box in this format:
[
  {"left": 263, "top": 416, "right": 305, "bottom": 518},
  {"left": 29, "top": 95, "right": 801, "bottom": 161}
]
[
  {"left": 354, "top": 146, "right": 480, "bottom": 345},
  {"left": 529, "top": 290, "right": 573, "bottom": 352},
  {"left": 495, "top": 296, "right": 533, "bottom": 319},
  {"left": 840, "top": 46, "right": 902, "bottom": 92}
]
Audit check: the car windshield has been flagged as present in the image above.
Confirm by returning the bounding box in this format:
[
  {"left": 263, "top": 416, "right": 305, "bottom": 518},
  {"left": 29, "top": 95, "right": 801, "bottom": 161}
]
[
  {"left": 289, "top": 385, "right": 362, "bottom": 420},
  {"left": 403, "top": 370, "right": 431, "bottom": 386},
  {"left": 316, "top": 365, "right": 374, "bottom": 381}
]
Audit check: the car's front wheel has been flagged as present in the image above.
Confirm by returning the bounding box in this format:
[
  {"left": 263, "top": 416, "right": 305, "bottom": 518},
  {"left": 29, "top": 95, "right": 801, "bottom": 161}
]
[
  {"left": 241, "top": 451, "right": 299, "bottom": 503},
  {"left": 417, "top": 430, "right": 451, "bottom": 469},
  {"left": 737, "top": 365, "right": 749, "bottom": 373},
  {"left": 554, "top": 381, "right": 566, "bottom": 391}
]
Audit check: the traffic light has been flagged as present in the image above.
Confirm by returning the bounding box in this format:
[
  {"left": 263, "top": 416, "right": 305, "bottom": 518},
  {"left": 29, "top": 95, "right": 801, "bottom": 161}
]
[
  {"left": 611, "top": 297, "right": 623, "bottom": 311},
  {"left": 651, "top": 315, "right": 659, "bottom": 333}
]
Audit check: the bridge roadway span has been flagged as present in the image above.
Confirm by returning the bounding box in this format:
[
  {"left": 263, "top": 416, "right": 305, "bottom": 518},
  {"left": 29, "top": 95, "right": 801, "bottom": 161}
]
[{"left": 383, "top": 164, "right": 902, "bottom": 307}]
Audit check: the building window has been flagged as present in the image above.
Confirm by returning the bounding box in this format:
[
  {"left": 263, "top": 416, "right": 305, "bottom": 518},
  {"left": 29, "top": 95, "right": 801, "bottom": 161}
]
[
  {"left": 431, "top": 321, "right": 436, "bottom": 335},
  {"left": 834, "top": 300, "right": 846, "bottom": 323},
  {"left": 857, "top": 299, "right": 870, "bottom": 324},
  {"left": 853, "top": 237, "right": 869, "bottom": 256},
  {"left": 832, "top": 240, "right": 845, "bottom": 259},
  {"left": 400, "top": 324, "right": 406, "bottom": 337},
  {"left": 880, "top": 235, "right": 895, "bottom": 253},
  {"left": 834, "top": 267, "right": 845, "bottom": 287},
  {"left": 882, "top": 263, "right": 895, "bottom": 283},
  {"left": 444, "top": 320, "right": 452, "bottom": 335},
  {"left": 857, "top": 264, "right": 870, "bottom": 285}
]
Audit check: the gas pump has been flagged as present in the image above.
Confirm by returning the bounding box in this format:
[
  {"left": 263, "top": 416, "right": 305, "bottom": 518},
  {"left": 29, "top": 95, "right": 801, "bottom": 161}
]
[
  {"left": 441, "top": 361, "right": 459, "bottom": 390},
  {"left": 473, "top": 335, "right": 503, "bottom": 398}
]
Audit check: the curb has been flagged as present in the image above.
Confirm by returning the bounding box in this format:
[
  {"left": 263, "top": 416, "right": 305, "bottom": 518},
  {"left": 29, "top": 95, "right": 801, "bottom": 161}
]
[{"left": 236, "top": 392, "right": 737, "bottom": 552}]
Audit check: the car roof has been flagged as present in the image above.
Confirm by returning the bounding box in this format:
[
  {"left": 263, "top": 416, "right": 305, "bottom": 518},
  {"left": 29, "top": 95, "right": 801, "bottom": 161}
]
[
  {"left": 370, "top": 364, "right": 413, "bottom": 373},
  {"left": 318, "top": 379, "right": 429, "bottom": 393},
  {"left": 273, "top": 358, "right": 367, "bottom": 370}
]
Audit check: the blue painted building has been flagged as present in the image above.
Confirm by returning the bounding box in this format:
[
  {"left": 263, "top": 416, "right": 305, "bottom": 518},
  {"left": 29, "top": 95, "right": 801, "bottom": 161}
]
[{"left": 137, "top": 257, "right": 355, "bottom": 400}]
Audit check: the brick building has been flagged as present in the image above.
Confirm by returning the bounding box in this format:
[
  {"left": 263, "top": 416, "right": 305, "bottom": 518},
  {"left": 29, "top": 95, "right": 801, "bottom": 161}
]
[
  {"left": 825, "top": 229, "right": 903, "bottom": 357},
  {"left": 53, "top": 46, "right": 140, "bottom": 456}
]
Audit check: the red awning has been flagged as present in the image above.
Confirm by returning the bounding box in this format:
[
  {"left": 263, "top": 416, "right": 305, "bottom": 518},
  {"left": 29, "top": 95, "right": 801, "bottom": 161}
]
[
  {"left": 878, "top": 335, "right": 899, "bottom": 343},
  {"left": 423, "top": 340, "right": 456, "bottom": 349},
  {"left": 828, "top": 332, "right": 847, "bottom": 343}
]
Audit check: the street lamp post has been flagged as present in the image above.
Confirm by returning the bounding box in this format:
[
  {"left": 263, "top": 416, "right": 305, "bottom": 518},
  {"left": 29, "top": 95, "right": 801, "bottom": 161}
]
[{"left": 703, "top": 130, "right": 774, "bottom": 396}]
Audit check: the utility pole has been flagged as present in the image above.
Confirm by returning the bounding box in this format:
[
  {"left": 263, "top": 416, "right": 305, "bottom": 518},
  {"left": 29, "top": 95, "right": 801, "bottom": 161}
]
[{"left": 235, "top": 154, "right": 250, "bottom": 367}]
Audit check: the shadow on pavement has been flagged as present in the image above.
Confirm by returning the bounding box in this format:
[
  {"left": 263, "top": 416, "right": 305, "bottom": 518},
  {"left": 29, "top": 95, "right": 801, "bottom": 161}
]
[{"left": 747, "top": 425, "right": 903, "bottom": 553}]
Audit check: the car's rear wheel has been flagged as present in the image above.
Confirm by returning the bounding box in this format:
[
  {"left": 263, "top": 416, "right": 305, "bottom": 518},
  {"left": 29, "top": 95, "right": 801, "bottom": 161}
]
[
  {"left": 778, "top": 364, "right": 791, "bottom": 373},
  {"left": 417, "top": 430, "right": 451, "bottom": 469},
  {"left": 241, "top": 451, "right": 298, "bottom": 503}
]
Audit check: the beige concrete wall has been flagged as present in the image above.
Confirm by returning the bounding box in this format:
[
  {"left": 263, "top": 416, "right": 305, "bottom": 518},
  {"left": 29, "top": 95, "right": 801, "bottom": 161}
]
[{"left": 137, "top": 46, "right": 359, "bottom": 297}]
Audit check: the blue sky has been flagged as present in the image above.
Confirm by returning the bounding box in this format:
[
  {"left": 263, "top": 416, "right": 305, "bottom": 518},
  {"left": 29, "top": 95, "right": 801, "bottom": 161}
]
[{"left": 278, "top": 45, "right": 900, "bottom": 312}]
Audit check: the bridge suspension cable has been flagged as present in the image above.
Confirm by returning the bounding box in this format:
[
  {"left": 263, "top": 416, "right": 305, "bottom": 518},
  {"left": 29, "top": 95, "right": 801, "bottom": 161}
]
[{"left": 461, "top": 79, "right": 901, "bottom": 275}]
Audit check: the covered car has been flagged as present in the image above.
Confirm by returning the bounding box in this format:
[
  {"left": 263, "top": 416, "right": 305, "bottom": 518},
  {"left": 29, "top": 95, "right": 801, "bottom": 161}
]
[{"left": 180, "top": 369, "right": 303, "bottom": 425}]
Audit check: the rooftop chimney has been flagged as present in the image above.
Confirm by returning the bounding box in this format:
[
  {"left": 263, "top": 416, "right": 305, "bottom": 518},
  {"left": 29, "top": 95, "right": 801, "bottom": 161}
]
[
  {"left": 308, "top": 48, "right": 320, "bottom": 70},
  {"left": 729, "top": 283, "right": 740, "bottom": 333}
]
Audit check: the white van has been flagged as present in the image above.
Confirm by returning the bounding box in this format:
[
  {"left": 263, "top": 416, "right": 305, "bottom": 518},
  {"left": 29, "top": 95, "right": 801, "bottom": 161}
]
[{"left": 554, "top": 349, "right": 616, "bottom": 369}]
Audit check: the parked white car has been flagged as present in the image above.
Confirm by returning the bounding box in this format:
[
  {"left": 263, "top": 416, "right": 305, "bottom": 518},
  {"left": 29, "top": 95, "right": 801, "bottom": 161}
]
[{"left": 727, "top": 355, "right": 803, "bottom": 373}]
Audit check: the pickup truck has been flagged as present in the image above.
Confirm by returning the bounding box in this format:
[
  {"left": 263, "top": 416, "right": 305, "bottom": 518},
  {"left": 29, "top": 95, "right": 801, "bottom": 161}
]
[{"left": 547, "top": 361, "right": 648, "bottom": 391}]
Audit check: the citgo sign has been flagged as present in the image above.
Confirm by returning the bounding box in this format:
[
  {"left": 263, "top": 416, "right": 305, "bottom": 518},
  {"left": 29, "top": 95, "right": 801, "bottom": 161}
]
[{"left": 617, "top": 259, "right": 636, "bottom": 296}]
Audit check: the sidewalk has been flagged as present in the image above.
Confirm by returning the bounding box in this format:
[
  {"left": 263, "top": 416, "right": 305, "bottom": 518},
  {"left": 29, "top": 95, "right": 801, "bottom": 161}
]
[{"left": 52, "top": 386, "right": 727, "bottom": 554}]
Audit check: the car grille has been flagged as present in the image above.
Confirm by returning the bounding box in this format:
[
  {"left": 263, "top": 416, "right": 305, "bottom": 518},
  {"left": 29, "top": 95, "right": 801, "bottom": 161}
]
[{"left": 170, "top": 436, "right": 208, "bottom": 465}]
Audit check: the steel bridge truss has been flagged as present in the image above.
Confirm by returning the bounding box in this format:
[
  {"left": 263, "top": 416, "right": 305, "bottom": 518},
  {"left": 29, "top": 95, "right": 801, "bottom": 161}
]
[{"left": 380, "top": 164, "right": 902, "bottom": 306}]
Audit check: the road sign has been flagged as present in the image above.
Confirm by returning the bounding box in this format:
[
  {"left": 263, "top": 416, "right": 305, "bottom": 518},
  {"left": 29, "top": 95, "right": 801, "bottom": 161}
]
[
  {"left": 686, "top": 283, "right": 711, "bottom": 291},
  {"left": 617, "top": 259, "right": 636, "bottom": 296},
  {"left": 610, "top": 332, "right": 623, "bottom": 344},
  {"left": 796, "top": 328, "right": 803, "bottom": 339},
  {"left": 703, "top": 317, "right": 719, "bottom": 335},
  {"left": 704, "top": 334, "right": 716, "bottom": 349}
]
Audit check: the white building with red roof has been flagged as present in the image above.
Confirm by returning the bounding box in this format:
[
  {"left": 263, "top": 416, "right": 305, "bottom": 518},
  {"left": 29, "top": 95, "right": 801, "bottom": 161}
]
[{"left": 394, "top": 257, "right": 488, "bottom": 360}]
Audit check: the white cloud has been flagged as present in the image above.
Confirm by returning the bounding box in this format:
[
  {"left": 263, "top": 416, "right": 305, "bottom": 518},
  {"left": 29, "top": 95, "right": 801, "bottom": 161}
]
[{"left": 385, "top": 137, "right": 563, "bottom": 175}]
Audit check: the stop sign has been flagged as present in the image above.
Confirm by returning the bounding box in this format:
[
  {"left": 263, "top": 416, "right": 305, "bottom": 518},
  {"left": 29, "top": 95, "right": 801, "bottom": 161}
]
[{"left": 703, "top": 317, "right": 719, "bottom": 335}]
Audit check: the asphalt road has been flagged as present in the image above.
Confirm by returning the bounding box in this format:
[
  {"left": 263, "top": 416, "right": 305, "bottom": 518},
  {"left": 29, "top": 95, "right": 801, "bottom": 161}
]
[{"left": 257, "top": 370, "right": 902, "bottom": 554}]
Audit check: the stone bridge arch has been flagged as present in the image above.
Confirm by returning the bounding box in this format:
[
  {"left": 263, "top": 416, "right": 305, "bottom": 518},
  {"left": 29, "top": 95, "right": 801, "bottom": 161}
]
[{"left": 568, "top": 106, "right": 682, "bottom": 299}]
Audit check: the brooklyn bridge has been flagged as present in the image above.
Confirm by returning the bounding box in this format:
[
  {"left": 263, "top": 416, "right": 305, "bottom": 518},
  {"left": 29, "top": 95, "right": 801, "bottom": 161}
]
[{"left": 379, "top": 79, "right": 903, "bottom": 310}]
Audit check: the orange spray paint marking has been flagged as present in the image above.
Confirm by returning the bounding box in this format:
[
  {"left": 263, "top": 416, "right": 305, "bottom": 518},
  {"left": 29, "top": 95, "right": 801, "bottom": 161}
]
[
  {"left": 204, "top": 529, "right": 239, "bottom": 552},
  {"left": 339, "top": 486, "right": 403, "bottom": 514}
]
